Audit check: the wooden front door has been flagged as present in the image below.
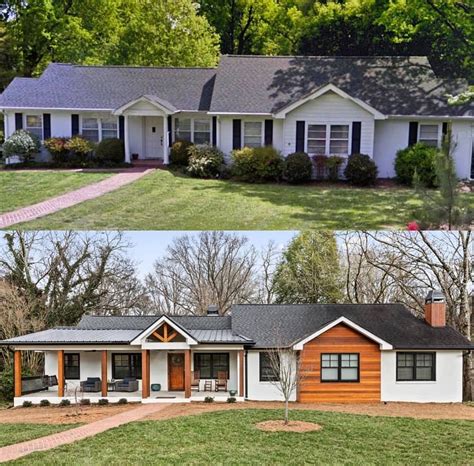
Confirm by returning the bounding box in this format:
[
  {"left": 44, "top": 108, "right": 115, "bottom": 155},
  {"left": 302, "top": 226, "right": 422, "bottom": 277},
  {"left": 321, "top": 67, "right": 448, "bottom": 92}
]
[{"left": 168, "top": 353, "right": 185, "bottom": 391}]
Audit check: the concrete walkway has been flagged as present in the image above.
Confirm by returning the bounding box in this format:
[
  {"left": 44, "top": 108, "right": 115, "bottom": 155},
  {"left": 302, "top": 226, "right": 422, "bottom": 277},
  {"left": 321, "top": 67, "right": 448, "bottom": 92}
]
[
  {"left": 0, "top": 168, "right": 154, "bottom": 228},
  {"left": 0, "top": 403, "right": 167, "bottom": 463}
]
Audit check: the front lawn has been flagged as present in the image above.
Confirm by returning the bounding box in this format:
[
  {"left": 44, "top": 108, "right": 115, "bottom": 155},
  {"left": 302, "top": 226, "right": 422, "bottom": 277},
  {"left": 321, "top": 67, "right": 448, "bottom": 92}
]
[
  {"left": 0, "top": 171, "right": 112, "bottom": 214},
  {"left": 0, "top": 423, "right": 76, "bottom": 448},
  {"left": 18, "top": 169, "right": 469, "bottom": 230},
  {"left": 10, "top": 409, "right": 474, "bottom": 465}
]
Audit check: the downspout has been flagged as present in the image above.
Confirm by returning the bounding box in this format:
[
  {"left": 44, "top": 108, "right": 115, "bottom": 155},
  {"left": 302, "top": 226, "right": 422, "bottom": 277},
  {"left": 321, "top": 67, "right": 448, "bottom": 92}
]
[{"left": 244, "top": 349, "right": 248, "bottom": 399}]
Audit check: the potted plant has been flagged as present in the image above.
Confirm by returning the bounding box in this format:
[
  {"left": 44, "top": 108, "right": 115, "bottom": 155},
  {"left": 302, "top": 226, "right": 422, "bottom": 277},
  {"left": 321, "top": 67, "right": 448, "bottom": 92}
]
[
  {"left": 132, "top": 153, "right": 139, "bottom": 160},
  {"left": 229, "top": 389, "right": 237, "bottom": 397}
]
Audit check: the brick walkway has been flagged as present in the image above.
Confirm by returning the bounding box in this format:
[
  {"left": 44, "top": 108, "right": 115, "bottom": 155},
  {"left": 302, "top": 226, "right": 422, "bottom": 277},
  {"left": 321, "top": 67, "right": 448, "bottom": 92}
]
[
  {"left": 0, "top": 403, "right": 167, "bottom": 463},
  {"left": 0, "top": 168, "right": 154, "bottom": 228}
]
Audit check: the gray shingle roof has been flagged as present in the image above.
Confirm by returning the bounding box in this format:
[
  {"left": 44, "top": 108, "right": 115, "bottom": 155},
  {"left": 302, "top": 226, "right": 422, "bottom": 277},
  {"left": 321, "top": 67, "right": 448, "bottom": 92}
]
[
  {"left": 210, "top": 55, "right": 472, "bottom": 116},
  {"left": 230, "top": 304, "right": 474, "bottom": 349}
]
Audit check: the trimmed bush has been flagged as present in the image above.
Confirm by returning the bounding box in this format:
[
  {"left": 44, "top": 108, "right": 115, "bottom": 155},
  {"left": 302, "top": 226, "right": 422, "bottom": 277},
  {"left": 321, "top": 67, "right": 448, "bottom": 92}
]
[
  {"left": 95, "top": 138, "right": 125, "bottom": 165},
  {"left": 313, "top": 155, "right": 328, "bottom": 179},
  {"left": 44, "top": 137, "right": 69, "bottom": 163},
  {"left": 3, "top": 130, "right": 41, "bottom": 162},
  {"left": 39, "top": 399, "right": 51, "bottom": 407},
  {"left": 231, "top": 146, "right": 284, "bottom": 183},
  {"left": 65, "top": 136, "right": 94, "bottom": 162},
  {"left": 395, "top": 143, "right": 437, "bottom": 187},
  {"left": 284, "top": 152, "right": 312, "bottom": 183},
  {"left": 80, "top": 398, "right": 91, "bottom": 406},
  {"left": 170, "top": 140, "right": 193, "bottom": 166},
  {"left": 98, "top": 398, "right": 109, "bottom": 405},
  {"left": 204, "top": 396, "right": 214, "bottom": 403},
  {"left": 118, "top": 398, "right": 128, "bottom": 405},
  {"left": 344, "top": 153, "right": 378, "bottom": 186},
  {"left": 59, "top": 399, "right": 71, "bottom": 407},
  {"left": 187, "top": 144, "right": 224, "bottom": 178},
  {"left": 22, "top": 400, "right": 33, "bottom": 408},
  {"left": 226, "top": 397, "right": 237, "bottom": 403},
  {"left": 326, "top": 155, "right": 345, "bottom": 182}
]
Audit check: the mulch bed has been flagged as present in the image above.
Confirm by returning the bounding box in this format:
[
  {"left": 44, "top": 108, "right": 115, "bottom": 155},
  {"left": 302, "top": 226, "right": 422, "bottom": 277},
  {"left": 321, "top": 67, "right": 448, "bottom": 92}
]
[{"left": 256, "top": 420, "right": 322, "bottom": 433}]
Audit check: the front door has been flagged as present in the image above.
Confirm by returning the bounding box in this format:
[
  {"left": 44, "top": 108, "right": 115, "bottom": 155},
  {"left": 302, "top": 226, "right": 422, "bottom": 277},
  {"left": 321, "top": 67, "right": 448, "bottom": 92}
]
[
  {"left": 144, "top": 116, "right": 163, "bottom": 158},
  {"left": 168, "top": 353, "right": 185, "bottom": 391}
]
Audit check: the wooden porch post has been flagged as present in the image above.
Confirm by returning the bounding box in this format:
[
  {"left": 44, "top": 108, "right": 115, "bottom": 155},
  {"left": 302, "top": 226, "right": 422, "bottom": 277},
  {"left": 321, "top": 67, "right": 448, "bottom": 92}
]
[
  {"left": 101, "top": 350, "right": 108, "bottom": 397},
  {"left": 14, "top": 350, "right": 22, "bottom": 398},
  {"left": 124, "top": 114, "right": 131, "bottom": 163},
  {"left": 238, "top": 350, "right": 244, "bottom": 397},
  {"left": 57, "top": 350, "right": 64, "bottom": 397},
  {"left": 141, "top": 350, "right": 150, "bottom": 398},
  {"left": 184, "top": 349, "right": 191, "bottom": 398}
]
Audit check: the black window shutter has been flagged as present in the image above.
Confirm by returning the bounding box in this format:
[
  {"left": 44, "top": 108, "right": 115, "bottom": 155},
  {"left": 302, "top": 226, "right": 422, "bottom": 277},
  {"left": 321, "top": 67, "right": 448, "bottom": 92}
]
[
  {"left": 71, "top": 114, "right": 79, "bottom": 136},
  {"left": 15, "top": 113, "right": 23, "bottom": 130},
  {"left": 212, "top": 116, "right": 217, "bottom": 146},
  {"left": 442, "top": 122, "right": 448, "bottom": 138},
  {"left": 408, "top": 122, "right": 418, "bottom": 146},
  {"left": 167, "top": 115, "right": 172, "bottom": 145},
  {"left": 296, "top": 121, "right": 305, "bottom": 152},
  {"left": 118, "top": 116, "right": 125, "bottom": 140},
  {"left": 351, "top": 121, "right": 361, "bottom": 154},
  {"left": 264, "top": 119, "right": 273, "bottom": 146},
  {"left": 43, "top": 113, "right": 51, "bottom": 140},
  {"left": 232, "top": 119, "right": 241, "bottom": 150}
]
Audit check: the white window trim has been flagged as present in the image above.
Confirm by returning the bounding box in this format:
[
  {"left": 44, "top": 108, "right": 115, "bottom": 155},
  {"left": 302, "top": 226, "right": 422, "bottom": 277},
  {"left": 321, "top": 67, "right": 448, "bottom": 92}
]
[
  {"left": 242, "top": 120, "right": 264, "bottom": 148},
  {"left": 79, "top": 116, "right": 119, "bottom": 142},
  {"left": 305, "top": 122, "right": 352, "bottom": 156},
  {"left": 418, "top": 122, "right": 442, "bottom": 148},
  {"left": 24, "top": 114, "right": 43, "bottom": 141},
  {"left": 173, "top": 117, "right": 212, "bottom": 144}
]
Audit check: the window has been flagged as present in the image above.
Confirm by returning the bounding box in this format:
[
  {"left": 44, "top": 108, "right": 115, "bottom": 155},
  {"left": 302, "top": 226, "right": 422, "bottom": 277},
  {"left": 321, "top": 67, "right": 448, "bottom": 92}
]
[
  {"left": 82, "top": 117, "right": 99, "bottom": 142},
  {"left": 64, "top": 353, "right": 80, "bottom": 379},
  {"left": 25, "top": 115, "right": 43, "bottom": 140},
  {"left": 419, "top": 124, "right": 439, "bottom": 147},
  {"left": 101, "top": 118, "right": 118, "bottom": 140},
  {"left": 259, "top": 352, "right": 280, "bottom": 382},
  {"left": 396, "top": 352, "right": 435, "bottom": 381},
  {"left": 194, "top": 353, "right": 229, "bottom": 379},
  {"left": 193, "top": 119, "right": 211, "bottom": 144},
  {"left": 329, "top": 125, "right": 349, "bottom": 154},
  {"left": 321, "top": 353, "right": 359, "bottom": 382},
  {"left": 243, "top": 121, "right": 263, "bottom": 148},
  {"left": 307, "top": 124, "right": 326, "bottom": 155},
  {"left": 112, "top": 353, "right": 142, "bottom": 379},
  {"left": 175, "top": 118, "right": 192, "bottom": 142}
]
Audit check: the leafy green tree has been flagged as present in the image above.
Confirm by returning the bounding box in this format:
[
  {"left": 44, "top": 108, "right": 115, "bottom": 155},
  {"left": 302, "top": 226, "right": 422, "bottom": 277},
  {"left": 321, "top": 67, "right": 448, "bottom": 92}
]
[{"left": 273, "top": 231, "right": 343, "bottom": 304}]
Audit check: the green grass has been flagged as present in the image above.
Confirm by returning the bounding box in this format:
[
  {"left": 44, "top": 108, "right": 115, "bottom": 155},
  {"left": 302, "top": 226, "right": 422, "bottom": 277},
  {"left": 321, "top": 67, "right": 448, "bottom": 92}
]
[
  {"left": 9, "top": 409, "right": 474, "bottom": 465},
  {"left": 19, "top": 169, "right": 472, "bottom": 230},
  {"left": 0, "top": 423, "right": 76, "bottom": 448},
  {"left": 0, "top": 171, "right": 112, "bottom": 214}
]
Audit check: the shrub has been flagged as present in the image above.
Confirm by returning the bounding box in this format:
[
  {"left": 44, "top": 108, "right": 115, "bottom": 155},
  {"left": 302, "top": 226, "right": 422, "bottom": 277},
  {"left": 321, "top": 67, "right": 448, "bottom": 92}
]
[
  {"left": 326, "top": 155, "right": 345, "bottom": 182},
  {"left": 344, "top": 153, "right": 378, "bottom": 186},
  {"left": 170, "top": 140, "right": 193, "bottom": 166},
  {"left": 187, "top": 144, "right": 224, "bottom": 178},
  {"left": 98, "top": 398, "right": 109, "bottom": 405},
  {"left": 204, "top": 396, "right": 214, "bottom": 403},
  {"left": 59, "top": 399, "right": 71, "bottom": 407},
  {"left": 79, "top": 398, "right": 91, "bottom": 406},
  {"left": 95, "top": 138, "right": 125, "bottom": 165},
  {"left": 0, "top": 367, "right": 14, "bottom": 400},
  {"left": 65, "top": 136, "right": 94, "bottom": 162},
  {"left": 39, "top": 399, "right": 51, "bottom": 407},
  {"left": 395, "top": 143, "right": 437, "bottom": 187},
  {"left": 22, "top": 401, "right": 33, "bottom": 408},
  {"left": 284, "top": 152, "right": 312, "bottom": 183},
  {"left": 44, "top": 137, "right": 69, "bottom": 163},
  {"left": 226, "top": 397, "right": 236, "bottom": 403},
  {"left": 118, "top": 398, "right": 128, "bottom": 405},
  {"left": 2, "top": 130, "right": 41, "bottom": 162},
  {"left": 313, "top": 155, "right": 328, "bottom": 179},
  {"left": 231, "top": 146, "right": 284, "bottom": 183}
]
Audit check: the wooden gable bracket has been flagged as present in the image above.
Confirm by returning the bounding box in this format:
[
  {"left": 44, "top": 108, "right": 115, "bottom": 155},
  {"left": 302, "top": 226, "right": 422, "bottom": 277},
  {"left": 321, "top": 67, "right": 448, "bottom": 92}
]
[{"left": 152, "top": 323, "right": 179, "bottom": 342}]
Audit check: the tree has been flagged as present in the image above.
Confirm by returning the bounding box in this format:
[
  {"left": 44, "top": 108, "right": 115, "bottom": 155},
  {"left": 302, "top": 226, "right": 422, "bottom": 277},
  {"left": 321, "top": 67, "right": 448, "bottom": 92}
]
[
  {"left": 273, "top": 231, "right": 343, "bottom": 304},
  {"left": 145, "top": 231, "right": 258, "bottom": 315}
]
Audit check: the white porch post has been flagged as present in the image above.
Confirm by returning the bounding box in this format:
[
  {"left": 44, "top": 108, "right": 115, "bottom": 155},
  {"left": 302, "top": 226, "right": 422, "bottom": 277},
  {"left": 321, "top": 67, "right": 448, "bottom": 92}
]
[
  {"left": 124, "top": 114, "right": 131, "bottom": 164},
  {"left": 163, "top": 115, "right": 169, "bottom": 164}
]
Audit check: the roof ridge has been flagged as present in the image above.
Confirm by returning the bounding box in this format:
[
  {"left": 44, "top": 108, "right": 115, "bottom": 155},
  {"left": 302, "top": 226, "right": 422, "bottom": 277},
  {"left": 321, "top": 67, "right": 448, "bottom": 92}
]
[
  {"left": 222, "top": 54, "right": 428, "bottom": 60},
  {"left": 63, "top": 63, "right": 216, "bottom": 70}
]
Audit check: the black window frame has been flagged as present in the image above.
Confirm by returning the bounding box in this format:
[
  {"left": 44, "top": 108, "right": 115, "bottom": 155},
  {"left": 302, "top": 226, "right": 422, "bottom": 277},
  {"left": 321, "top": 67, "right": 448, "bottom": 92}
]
[
  {"left": 112, "top": 353, "right": 142, "bottom": 380},
  {"left": 194, "top": 353, "right": 229, "bottom": 379},
  {"left": 320, "top": 353, "right": 360, "bottom": 383},
  {"left": 396, "top": 352, "right": 436, "bottom": 382},
  {"left": 64, "top": 353, "right": 80, "bottom": 380},
  {"left": 259, "top": 351, "right": 280, "bottom": 382}
]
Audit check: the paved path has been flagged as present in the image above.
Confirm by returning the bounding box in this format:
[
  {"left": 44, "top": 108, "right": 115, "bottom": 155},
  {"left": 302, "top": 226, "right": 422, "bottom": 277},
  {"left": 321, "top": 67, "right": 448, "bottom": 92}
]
[
  {"left": 0, "top": 403, "right": 167, "bottom": 462},
  {"left": 0, "top": 168, "right": 154, "bottom": 228}
]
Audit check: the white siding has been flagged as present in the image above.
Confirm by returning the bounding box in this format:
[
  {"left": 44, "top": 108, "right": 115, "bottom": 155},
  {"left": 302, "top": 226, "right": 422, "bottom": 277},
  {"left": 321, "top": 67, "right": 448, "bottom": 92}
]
[
  {"left": 451, "top": 121, "right": 473, "bottom": 179},
  {"left": 282, "top": 92, "right": 375, "bottom": 157},
  {"left": 381, "top": 351, "right": 463, "bottom": 403}
]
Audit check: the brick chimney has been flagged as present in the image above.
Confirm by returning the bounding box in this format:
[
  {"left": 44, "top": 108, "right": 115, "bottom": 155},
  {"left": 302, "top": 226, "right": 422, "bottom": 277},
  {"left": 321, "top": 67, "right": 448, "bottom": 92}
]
[{"left": 424, "top": 290, "right": 446, "bottom": 327}]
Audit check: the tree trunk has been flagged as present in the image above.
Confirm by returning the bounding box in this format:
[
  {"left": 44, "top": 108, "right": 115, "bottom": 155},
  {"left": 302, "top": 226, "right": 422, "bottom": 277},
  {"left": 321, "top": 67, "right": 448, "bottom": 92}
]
[
  {"left": 284, "top": 399, "right": 289, "bottom": 425},
  {"left": 463, "top": 353, "right": 473, "bottom": 401}
]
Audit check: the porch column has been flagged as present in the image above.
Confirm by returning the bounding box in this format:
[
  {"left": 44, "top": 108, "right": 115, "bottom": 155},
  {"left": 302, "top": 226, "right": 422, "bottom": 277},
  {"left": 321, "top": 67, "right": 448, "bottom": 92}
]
[
  {"left": 124, "top": 114, "right": 131, "bottom": 163},
  {"left": 14, "top": 350, "right": 21, "bottom": 398},
  {"left": 141, "top": 350, "right": 150, "bottom": 398},
  {"left": 184, "top": 349, "right": 191, "bottom": 398},
  {"left": 163, "top": 115, "right": 169, "bottom": 164},
  {"left": 238, "top": 350, "right": 244, "bottom": 397},
  {"left": 101, "top": 350, "right": 108, "bottom": 397},
  {"left": 58, "top": 350, "right": 64, "bottom": 397}
]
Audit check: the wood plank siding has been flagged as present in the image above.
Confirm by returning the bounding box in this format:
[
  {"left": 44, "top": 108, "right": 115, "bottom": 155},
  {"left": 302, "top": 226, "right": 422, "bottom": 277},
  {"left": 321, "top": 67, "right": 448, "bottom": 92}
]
[{"left": 299, "top": 323, "right": 381, "bottom": 403}]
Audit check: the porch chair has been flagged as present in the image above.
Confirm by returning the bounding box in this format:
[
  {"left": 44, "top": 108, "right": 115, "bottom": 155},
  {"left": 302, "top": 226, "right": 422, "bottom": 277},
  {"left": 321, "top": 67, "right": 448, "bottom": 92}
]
[
  {"left": 80, "top": 377, "right": 101, "bottom": 392},
  {"left": 115, "top": 377, "right": 139, "bottom": 392},
  {"left": 191, "top": 371, "right": 200, "bottom": 392},
  {"left": 215, "top": 371, "right": 228, "bottom": 392}
]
